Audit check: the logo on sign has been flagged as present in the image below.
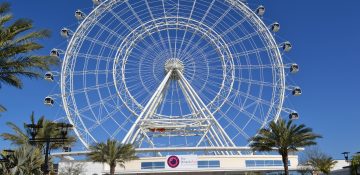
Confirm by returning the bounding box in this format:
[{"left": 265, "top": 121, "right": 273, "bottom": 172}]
[{"left": 167, "top": 156, "right": 180, "bottom": 168}]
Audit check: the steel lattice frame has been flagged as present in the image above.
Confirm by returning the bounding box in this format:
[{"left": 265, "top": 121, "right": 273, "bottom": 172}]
[{"left": 60, "top": 0, "right": 290, "bottom": 155}]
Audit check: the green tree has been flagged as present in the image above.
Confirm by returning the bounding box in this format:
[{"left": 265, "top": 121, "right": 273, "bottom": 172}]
[
  {"left": 87, "top": 139, "right": 138, "bottom": 175},
  {"left": 308, "top": 154, "right": 337, "bottom": 175},
  {"left": 1, "top": 112, "right": 76, "bottom": 149},
  {"left": 351, "top": 154, "right": 360, "bottom": 175},
  {"left": 249, "top": 118, "right": 322, "bottom": 175},
  {"left": 1, "top": 112, "right": 76, "bottom": 174},
  {"left": 0, "top": 2, "right": 59, "bottom": 111},
  {"left": 10, "top": 144, "right": 44, "bottom": 175},
  {"left": 0, "top": 145, "right": 43, "bottom": 175},
  {"left": 0, "top": 150, "right": 15, "bottom": 175},
  {"left": 58, "top": 160, "right": 85, "bottom": 175},
  {"left": 300, "top": 147, "right": 337, "bottom": 175}
]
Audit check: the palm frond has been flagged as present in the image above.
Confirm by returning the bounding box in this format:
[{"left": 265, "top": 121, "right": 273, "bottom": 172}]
[
  {"left": 0, "top": 14, "right": 12, "bottom": 27},
  {"left": 0, "top": 122, "right": 28, "bottom": 145},
  {"left": 0, "top": 2, "right": 59, "bottom": 89},
  {"left": 0, "top": 2, "right": 10, "bottom": 14},
  {"left": 0, "top": 73, "right": 22, "bottom": 88},
  {"left": 11, "top": 144, "right": 44, "bottom": 175},
  {"left": 15, "top": 29, "right": 51, "bottom": 44},
  {"left": 0, "top": 104, "right": 6, "bottom": 112},
  {"left": 0, "top": 42, "right": 44, "bottom": 58},
  {"left": 1, "top": 18, "right": 32, "bottom": 41}
]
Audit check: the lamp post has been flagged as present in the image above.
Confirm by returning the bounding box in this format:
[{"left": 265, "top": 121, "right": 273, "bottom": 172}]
[
  {"left": 0, "top": 149, "right": 15, "bottom": 174},
  {"left": 342, "top": 152, "right": 350, "bottom": 162},
  {"left": 342, "top": 151, "right": 360, "bottom": 175},
  {"left": 26, "top": 122, "right": 73, "bottom": 175}
]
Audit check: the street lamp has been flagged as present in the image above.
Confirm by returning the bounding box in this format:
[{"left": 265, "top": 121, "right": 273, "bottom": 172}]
[
  {"left": 342, "top": 152, "right": 350, "bottom": 162},
  {"left": 0, "top": 149, "right": 15, "bottom": 174},
  {"left": 26, "top": 122, "right": 73, "bottom": 175},
  {"left": 342, "top": 151, "right": 360, "bottom": 175}
]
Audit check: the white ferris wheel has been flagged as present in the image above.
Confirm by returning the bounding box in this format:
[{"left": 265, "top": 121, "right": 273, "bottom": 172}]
[{"left": 46, "top": 0, "right": 301, "bottom": 155}]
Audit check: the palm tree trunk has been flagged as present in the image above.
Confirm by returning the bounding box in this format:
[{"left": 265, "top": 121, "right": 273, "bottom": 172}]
[
  {"left": 110, "top": 164, "right": 116, "bottom": 175},
  {"left": 282, "top": 151, "right": 289, "bottom": 175}
]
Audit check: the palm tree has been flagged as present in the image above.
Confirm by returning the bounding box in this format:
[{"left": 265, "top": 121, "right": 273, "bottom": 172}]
[
  {"left": 351, "top": 155, "right": 360, "bottom": 175},
  {"left": 1, "top": 112, "right": 76, "bottom": 175},
  {"left": 249, "top": 118, "right": 322, "bottom": 175},
  {"left": 10, "top": 144, "right": 44, "bottom": 175},
  {"left": 308, "top": 155, "right": 337, "bottom": 175},
  {"left": 0, "top": 2, "right": 59, "bottom": 111},
  {"left": 301, "top": 147, "right": 337, "bottom": 175},
  {"left": 1, "top": 112, "right": 76, "bottom": 149},
  {"left": 87, "top": 139, "right": 138, "bottom": 175},
  {"left": 0, "top": 150, "right": 15, "bottom": 175},
  {"left": 0, "top": 145, "right": 44, "bottom": 175}
]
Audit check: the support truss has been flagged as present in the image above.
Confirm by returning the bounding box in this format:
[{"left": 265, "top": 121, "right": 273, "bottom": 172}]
[{"left": 122, "top": 68, "right": 236, "bottom": 155}]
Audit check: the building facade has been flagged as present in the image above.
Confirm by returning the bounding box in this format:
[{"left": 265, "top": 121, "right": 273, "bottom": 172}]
[{"left": 57, "top": 155, "right": 300, "bottom": 175}]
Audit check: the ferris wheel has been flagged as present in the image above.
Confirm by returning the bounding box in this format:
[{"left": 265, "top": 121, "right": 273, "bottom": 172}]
[{"left": 47, "top": 0, "right": 301, "bottom": 155}]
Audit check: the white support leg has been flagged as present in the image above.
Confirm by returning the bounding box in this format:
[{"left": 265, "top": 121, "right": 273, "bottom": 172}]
[
  {"left": 122, "top": 70, "right": 173, "bottom": 144},
  {"left": 177, "top": 70, "right": 236, "bottom": 148},
  {"left": 123, "top": 65, "right": 239, "bottom": 156}
]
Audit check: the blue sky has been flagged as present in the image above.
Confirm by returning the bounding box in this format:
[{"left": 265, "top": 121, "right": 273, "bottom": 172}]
[{"left": 0, "top": 0, "right": 359, "bottom": 159}]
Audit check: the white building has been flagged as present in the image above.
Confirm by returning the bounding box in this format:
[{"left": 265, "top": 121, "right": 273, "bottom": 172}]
[
  {"left": 56, "top": 154, "right": 301, "bottom": 175},
  {"left": 326, "top": 160, "right": 351, "bottom": 175}
]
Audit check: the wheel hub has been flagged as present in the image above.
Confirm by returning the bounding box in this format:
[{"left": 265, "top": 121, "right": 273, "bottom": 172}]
[{"left": 165, "top": 58, "right": 184, "bottom": 79}]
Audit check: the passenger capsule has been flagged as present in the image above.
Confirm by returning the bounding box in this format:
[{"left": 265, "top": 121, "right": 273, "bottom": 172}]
[
  {"left": 271, "top": 22, "right": 280, "bottom": 32},
  {"left": 44, "top": 72, "right": 54, "bottom": 81},
  {"left": 50, "top": 49, "right": 59, "bottom": 58},
  {"left": 290, "top": 64, "right": 299, "bottom": 73},
  {"left": 75, "top": 10, "right": 85, "bottom": 20},
  {"left": 63, "top": 146, "right": 72, "bottom": 152},
  {"left": 44, "top": 97, "right": 55, "bottom": 106},
  {"left": 282, "top": 41, "right": 292, "bottom": 52},
  {"left": 92, "top": 0, "right": 101, "bottom": 6},
  {"left": 60, "top": 28, "right": 70, "bottom": 38},
  {"left": 289, "top": 112, "right": 299, "bottom": 120},
  {"left": 292, "top": 87, "right": 302, "bottom": 96},
  {"left": 256, "top": 5, "right": 265, "bottom": 16}
]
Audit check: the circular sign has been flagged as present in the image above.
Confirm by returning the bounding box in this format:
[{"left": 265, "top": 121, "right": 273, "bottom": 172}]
[{"left": 167, "top": 156, "right": 180, "bottom": 168}]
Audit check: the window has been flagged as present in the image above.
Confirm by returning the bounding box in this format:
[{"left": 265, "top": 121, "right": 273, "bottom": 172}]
[
  {"left": 245, "top": 160, "right": 291, "bottom": 167},
  {"left": 245, "top": 160, "right": 255, "bottom": 167},
  {"left": 208, "top": 160, "right": 220, "bottom": 167},
  {"left": 274, "top": 160, "right": 283, "bottom": 166},
  {"left": 266, "top": 171, "right": 303, "bottom": 175},
  {"left": 255, "top": 160, "right": 264, "bottom": 166},
  {"left": 141, "top": 162, "right": 165, "bottom": 169},
  {"left": 198, "top": 160, "right": 220, "bottom": 168},
  {"left": 153, "top": 162, "right": 165, "bottom": 169},
  {"left": 198, "top": 161, "right": 207, "bottom": 168},
  {"left": 265, "top": 160, "right": 275, "bottom": 166}
]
